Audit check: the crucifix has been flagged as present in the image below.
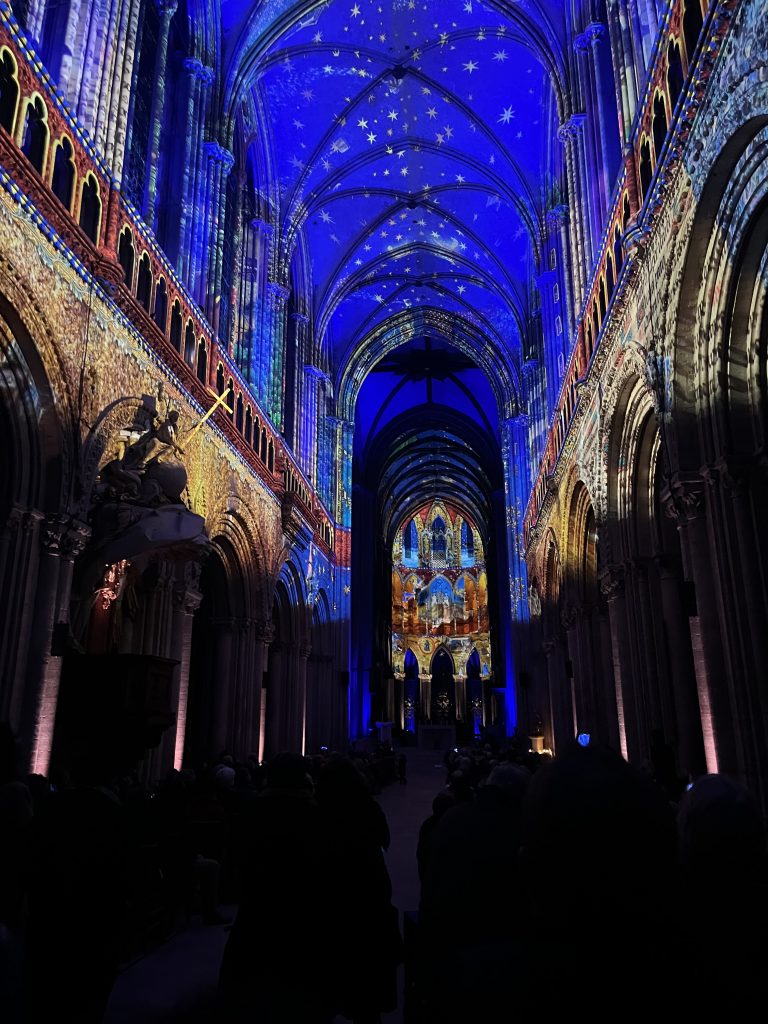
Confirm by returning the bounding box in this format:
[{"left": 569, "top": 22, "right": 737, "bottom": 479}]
[{"left": 184, "top": 387, "right": 234, "bottom": 443}]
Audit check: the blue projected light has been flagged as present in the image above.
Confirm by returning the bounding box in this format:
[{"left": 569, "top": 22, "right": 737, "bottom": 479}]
[
  {"left": 250, "top": 0, "right": 555, "bottom": 375},
  {"left": 577, "top": 733, "right": 591, "bottom": 747}
]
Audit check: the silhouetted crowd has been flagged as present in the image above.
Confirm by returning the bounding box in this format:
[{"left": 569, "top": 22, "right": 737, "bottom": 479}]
[
  {"left": 410, "top": 739, "right": 768, "bottom": 1022},
  {"left": 2, "top": 719, "right": 768, "bottom": 1024}
]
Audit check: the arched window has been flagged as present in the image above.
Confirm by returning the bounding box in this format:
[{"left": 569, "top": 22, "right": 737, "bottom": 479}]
[
  {"left": 652, "top": 92, "right": 668, "bottom": 165},
  {"left": 254, "top": 417, "right": 261, "bottom": 448},
  {"left": 586, "top": 320, "right": 593, "bottom": 359},
  {"left": 606, "top": 252, "right": 615, "bottom": 296},
  {"left": 170, "top": 300, "right": 182, "bottom": 351},
  {"left": 184, "top": 320, "right": 195, "bottom": 365},
  {"left": 0, "top": 49, "right": 19, "bottom": 135},
  {"left": 245, "top": 406, "right": 253, "bottom": 445},
  {"left": 153, "top": 277, "right": 168, "bottom": 331},
  {"left": 592, "top": 299, "right": 600, "bottom": 334},
  {"left": 460, "top": 521, "right": 474, "bottom": 565},
  {"left": 553, "top": 282, "right": 559, "bottom": 304},
  {"left": 79, "top": 174, "right": 101, "bottom": 243},
  {"left": 555, "top": 315, "right": 563, "bottom": 336},
  {"left": 20, "top": 96, "right": 48, "bottom": 174},
  {"left": 667, "top": 39, "right": 685, "bottom": 112},
  {"left": 197, "top": 339, "right": 207, "bottom": 383},
  {"left": 236, "top": 394, "right": 244, "bottom": 432},
  {"left": 118, "top": 227, "right": 135, "bottom": 288},
  {"left": 557, "top": 352, "right": 565, "bottom": 379},
  {"left": 216, "top": 363, "right": 225, "bottom": 395},
  {"left": 227, "top": 379, "right": 235, "bottom": 419},
  {"left": 683, "top": 0, "right": 703, "bottom": 65},
  {"left": 136, "top": 252, "right": 152, "bottom": 311},
  {"left": 614, "top": 226, "right": 623, "bottom": 275},
  {"left": 403, "top": 519, "right": 419, "bottom": 567},
  {"left": 599, "top": 277, "right": 607, "bottom": 320},
  {"left": 622, "top": 194, "right": 631, "bottom": 232},
  {"left": 50, "top": 136, "right": 75, "bottom": 210},
  {"left": 260, "top": 429, "right": 267, "bottom": 462},
  {"left": 549, "top": 247, "right": 557, "bottom": 270},
  {"left": 431, "top": 516, "right": 446, "bottom": 561},
  {"left": 639, "top": 137, "right": 653, "bottom": 204},
  {"left": 267, "top": 439, "right": 275, "bottom": 472}
]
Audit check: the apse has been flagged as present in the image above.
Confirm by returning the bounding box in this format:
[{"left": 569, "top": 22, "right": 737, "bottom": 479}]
[{"left": 347, "top": 329, "right": 517, "bottom": 740}]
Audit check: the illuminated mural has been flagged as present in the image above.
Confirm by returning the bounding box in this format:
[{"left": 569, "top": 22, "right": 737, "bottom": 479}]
[{"left": 391, "top": 500, "right": 491, "bottom": 730}]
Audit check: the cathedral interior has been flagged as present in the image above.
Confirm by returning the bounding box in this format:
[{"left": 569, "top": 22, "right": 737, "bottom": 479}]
[{"left": 1, "top": 0, "right": 768, "bottom": 1020}]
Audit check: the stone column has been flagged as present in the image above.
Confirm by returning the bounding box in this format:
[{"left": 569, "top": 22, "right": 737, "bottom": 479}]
[
  {"left": 302, "top": 366, "right": 327, "bottom": 485},
  {"left": 547, "top": 205, "right": 575, "bottom": 350},
  {"left": 103, "top": 0, "right": 143, "bottom": 182},
  {"left": 337, "top": 419, "right": 354, "bottom": 527},
  {"left": 209, "top": 617, "right": 235, "bottom": 756},
  {"left": 0, "top": 508, "right": 43, "bottom": 726},
  {"left": 143, "top": 0, "right": 178, "bottom": 226},
  {"left": 665, "top": 479, "right": 733, "bottom": 775},
  {"left": 251, "top": 620, "right": 273, "bottom": 763},
  {"left": 500, "top": 416, "right": 530, "bottom": 624},
  {"left": 202, "top": 143, "right": 235, "bottom": 334},
  {"left": 186, "top": 66, "right": 215, "bottom": 294},
  {"left": 558, "top": 116, "right": 588, "bottom": 301},
  {"left": 27, "top": 517, "right": 91, "bottom": 776},
  {"left": 606, "top": 0, "right": 636, "bottom": 143},
  {"left": 600, "top": 563, "right": 637, "bottom": 761},
  {"left": 585, "top": 23, "right": 615, "bottom": 215},
  {"left": 655, "top": 555, "right": 706, "bottom": 779},
  {"left": 176, "top": 59, "right": 204, "bottom": 279},
  {"left": 170, "top": 572, "right": 203, "bottom": 770},
  {"left": 266, "top": 282, "right": 290, "bottom": 428},
  {"left": 289, "top": 311, "right": 310, "bottom": 452},
  {"left": 264, "top": 639, "right": 284, "bottom": 760},
  {"left": 542, "top": 636, "right": 569, "bottom": 753}
]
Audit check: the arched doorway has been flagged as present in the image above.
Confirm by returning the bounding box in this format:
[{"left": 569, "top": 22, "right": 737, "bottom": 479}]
[
  {"left": 431, "top": 647, "right": 455, "bottom": 724},
  {"left": 186, "top": 549, "right": 230, "bottom": 767},
  {"left": 466, "top": 648, "right": 483, "bottom": 739},
  {"left": 403, "top": 648, "right": 419, "bottom": 734}
]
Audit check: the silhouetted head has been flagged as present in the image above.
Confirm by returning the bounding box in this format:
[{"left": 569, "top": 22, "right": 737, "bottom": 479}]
[
  {"left": 266, "top": 752, "right": 313, "bottom": 791},
  {"left": 521, "top": 742, "right": 675, "bottom": 928},
  {"left": 316, "top": 756, "right": 370, "bottom": 803},
  {"left": 432, "top": 791, "right": 456, "bottom": 819},
  {"left": 678, "top": 773, "right": 766, "bottom": 882}
]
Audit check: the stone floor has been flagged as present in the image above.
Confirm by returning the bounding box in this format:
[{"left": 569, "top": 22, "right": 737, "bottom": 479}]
[{"left": 104, "top": 748, "right": 447, "bottom": 1023}]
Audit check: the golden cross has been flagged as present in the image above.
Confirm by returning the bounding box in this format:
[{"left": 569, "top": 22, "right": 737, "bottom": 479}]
[{"left": 185, "top": 387, "right": 234, "bottom": 443}]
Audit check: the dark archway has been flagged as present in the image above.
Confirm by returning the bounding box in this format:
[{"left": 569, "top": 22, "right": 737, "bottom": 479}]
[{"left": 431, "top": 647, "right": 455, "bottom": 724}]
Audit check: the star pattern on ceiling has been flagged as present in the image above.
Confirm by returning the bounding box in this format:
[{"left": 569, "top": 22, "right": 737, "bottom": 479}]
[{"left": 248, "top": 0, "right": 559, "bottom": 375}]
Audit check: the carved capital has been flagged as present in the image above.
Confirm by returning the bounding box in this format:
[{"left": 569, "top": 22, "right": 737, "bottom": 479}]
[
  {"left": 547, "top": 203, "right": 569, "bottom": 228},
  {"left": 254, "top": 620, "right": 275, "bottom": 644},
  {"left": 557, "top": 113, "right": 586, "bottom": 143},
  {"left": 584, "top": 22, "right": 607, "bottom": 46},
  {"left": 267, "top": 281, "right": 291, "bottom": 306},
  {"left": 560, "top": 602, "right": 579, "bottom": 631},
  {"left": 251, "top": 218, "right": 274, "bottom": 235},
  {"left": 599, "top": 563, "right": 625, "bottom": 601},
  {"left": 156, "top": 0, "right": 178, "bottom": 17},
  {"left": 203, "top": 142, "right": 235, "bottom": 174},
  {"left": 661, "top": 474, "right": 704, "bottom": 523},
  {"left": 40, "top": 514, "right": 70, "bottom": 554},
  {"left": 62, "top": 520, "right": 91, "bottom": 559},
  {"left": 173, "top": 580, "right": 202, "bottom": 614}
]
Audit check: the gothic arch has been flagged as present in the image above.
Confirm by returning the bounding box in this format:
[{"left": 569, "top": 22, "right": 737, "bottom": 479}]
[{"left": 0, "top": 262, "right": 74, "bottom": 514}]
